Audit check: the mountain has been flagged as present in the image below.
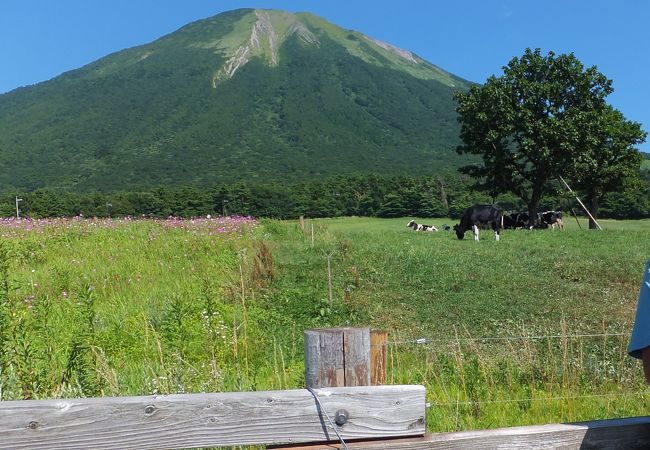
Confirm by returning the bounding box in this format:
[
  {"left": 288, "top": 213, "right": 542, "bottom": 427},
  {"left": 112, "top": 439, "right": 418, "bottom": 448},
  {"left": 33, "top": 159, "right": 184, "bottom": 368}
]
[{"left": 0, "top": 8, "right": 473, "bottom": 192}]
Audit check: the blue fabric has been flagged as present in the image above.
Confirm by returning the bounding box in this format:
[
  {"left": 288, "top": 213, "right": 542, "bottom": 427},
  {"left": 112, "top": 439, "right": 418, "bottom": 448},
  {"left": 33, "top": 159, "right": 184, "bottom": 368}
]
[{"left": 629, "top": 259, "right": 650, "bottom": 359}]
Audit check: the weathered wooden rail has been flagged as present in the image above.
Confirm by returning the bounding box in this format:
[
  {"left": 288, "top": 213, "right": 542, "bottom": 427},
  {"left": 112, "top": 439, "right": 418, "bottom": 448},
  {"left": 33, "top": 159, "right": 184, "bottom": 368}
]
[
  {"left": 0, "top": 385, "right": 426, "bottom": 449},
  {"left": 1, "top": 389, "right": 648, "bottom": 449},
  {"left": 275, "top": 416, "right": 650, "bottom": 449},
  {"left": 1, "top": 327, "right": 648, "bottom": 449}
]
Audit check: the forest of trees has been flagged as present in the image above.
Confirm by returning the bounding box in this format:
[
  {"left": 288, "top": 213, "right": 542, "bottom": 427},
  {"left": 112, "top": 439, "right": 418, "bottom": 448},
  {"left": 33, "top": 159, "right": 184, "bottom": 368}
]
[{"left": 3, "top": 171, "right": 649, "bottom": 220}]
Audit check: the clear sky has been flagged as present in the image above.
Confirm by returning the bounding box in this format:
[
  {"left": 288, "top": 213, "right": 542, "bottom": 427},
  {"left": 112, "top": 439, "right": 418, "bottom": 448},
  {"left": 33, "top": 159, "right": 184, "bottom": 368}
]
[{"left": 1, "top": 0, "right": 648, "bottom": 151}]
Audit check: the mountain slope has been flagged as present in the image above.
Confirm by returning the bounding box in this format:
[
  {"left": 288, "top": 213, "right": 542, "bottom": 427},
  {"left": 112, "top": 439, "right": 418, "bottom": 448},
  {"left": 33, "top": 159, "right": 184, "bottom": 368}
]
[{"left": 0, "top": 8, "right": 473, "bottom": 191}]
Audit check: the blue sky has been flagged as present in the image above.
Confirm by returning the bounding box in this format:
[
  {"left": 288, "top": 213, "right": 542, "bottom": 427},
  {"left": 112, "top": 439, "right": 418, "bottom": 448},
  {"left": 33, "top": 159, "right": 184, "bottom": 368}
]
[{"left": 1, "top": 0, "right": 648, "bottom": 150}]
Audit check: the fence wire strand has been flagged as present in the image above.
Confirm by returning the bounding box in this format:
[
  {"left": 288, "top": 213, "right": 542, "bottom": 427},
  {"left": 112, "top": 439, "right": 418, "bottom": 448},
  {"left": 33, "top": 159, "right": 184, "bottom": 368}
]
[
  {"left": 427, "top": 391, "right": 647, "bottom": 407},
  {"left": 307, "top": 387, "right": 350, "bottom": 450},
  {"left": 384, "top": 332, "right": 629, "bottom": 346}
]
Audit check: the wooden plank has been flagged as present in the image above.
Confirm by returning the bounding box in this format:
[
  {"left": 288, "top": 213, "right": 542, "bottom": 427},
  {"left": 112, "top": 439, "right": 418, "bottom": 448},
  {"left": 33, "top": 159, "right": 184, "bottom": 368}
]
[
  {"left": 0, "top": 385, "right": 425, "bottom": 450},
  {"left": 275, "top": 416, "right": 650, "bottom": 449},
  {"left": 370, "top": 330, "right": 388, "bottom": 386}
]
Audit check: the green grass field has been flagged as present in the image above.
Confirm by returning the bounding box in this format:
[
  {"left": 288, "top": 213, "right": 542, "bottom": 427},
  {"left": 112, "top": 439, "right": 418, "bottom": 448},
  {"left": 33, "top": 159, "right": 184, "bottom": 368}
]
[
  {"left": 0, "top": 216, "right": 648, "bottom": 434},
  {"left": 302, "top": 216, "right": 649, "bottom": 334}
]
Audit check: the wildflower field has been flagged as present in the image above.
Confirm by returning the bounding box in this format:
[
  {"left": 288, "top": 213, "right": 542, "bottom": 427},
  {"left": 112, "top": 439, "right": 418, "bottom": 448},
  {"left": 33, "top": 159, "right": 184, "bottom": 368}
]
[{"left": 0, "top": 215, "right": 648, "bottom": 434}]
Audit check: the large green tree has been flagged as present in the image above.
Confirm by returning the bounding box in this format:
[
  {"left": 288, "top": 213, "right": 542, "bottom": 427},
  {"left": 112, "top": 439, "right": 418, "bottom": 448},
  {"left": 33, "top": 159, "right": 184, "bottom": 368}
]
[
  {"left": 454, "top": 48, "right": 619, "bottom": 223},
  {"left": 569, "top": 105, "right": 646, "bottom": 228}
]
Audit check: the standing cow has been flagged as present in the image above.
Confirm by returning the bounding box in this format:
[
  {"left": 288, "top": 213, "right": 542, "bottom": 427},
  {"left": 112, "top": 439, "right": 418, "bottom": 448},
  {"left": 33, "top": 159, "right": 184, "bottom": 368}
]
[{"left": 454, "top": 204, "right": 503, "bottom": 241}]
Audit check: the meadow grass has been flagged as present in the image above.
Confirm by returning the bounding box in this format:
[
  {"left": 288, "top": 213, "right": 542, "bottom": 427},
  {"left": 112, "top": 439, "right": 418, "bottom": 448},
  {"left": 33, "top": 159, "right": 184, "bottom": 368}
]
[
  {"left": 297, "top": 216, "right": 648, "bottom": 338},
  {"left": 271, "top": 216, "right": 650, "bottom": 429},
  {"left": 0, "top": 215, "right": 648, "bottom": 438}
]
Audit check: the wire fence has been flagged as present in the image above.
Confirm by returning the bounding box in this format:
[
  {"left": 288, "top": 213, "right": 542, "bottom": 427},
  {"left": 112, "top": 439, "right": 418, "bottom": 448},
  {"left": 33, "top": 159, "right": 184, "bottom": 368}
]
[
  {"left": 385, "top": 332, "right": 630, "bottom": 346},
  {"left": 427, "top": 391, "right": 647, "bottom": 408},
  {"left": 377, "top": 330, "right": 648, "bottom": 411}
]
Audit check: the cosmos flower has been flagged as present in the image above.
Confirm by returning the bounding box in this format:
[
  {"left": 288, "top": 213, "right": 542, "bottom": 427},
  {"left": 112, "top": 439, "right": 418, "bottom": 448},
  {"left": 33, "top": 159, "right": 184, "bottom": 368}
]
[{"left": 0, "top": 215, "right": 257, "bottom": 236}]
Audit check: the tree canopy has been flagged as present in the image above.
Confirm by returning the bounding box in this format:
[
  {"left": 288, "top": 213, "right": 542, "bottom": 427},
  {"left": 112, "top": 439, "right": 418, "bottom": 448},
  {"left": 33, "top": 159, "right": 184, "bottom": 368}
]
[
  {"left": 454, "top": 48, "right": 646, "bottom": 225},
  {"left": 568, "top": 105, "right": 646, "bottom": 227}
]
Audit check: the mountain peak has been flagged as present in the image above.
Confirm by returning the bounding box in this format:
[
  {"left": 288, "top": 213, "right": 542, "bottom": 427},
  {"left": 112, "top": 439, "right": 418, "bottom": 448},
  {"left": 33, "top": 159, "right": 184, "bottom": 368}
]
[
  {"left": 198, "top": 9, "right": 319, "bottom": 87},
  {"left": 184, "top": 9, "right": 462, "bottom": 88},
  {"left": 0, "top": 8, "right": 471, "bottom": 191}
]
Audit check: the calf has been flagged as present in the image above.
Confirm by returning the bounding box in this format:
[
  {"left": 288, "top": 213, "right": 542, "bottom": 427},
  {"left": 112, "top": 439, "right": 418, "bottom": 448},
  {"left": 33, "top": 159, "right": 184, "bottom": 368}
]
[
  {"left": 454, "top": 204, "right": 503, "bottom": 241},
  {"left": 407, "top": 220, "right": 438, "bottom": 232}
]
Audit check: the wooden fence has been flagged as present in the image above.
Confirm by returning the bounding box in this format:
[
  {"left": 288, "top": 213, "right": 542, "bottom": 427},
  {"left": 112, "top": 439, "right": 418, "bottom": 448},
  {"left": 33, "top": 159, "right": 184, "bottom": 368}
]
[
  {"left": 0, "top": 385, "right": 425, "bottom": 449},
  {"left": 273, "top": 416, "right": 650, "bottom": 449},
  {"left": 0, "top": 327, "right": 648, "bottom": 449}
]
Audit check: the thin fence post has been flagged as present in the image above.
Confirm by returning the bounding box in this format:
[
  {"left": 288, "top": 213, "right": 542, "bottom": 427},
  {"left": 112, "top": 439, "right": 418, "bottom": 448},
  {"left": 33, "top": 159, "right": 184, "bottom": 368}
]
[
  {"left": 304, "top": 327, "right": 371, "bottom": 388},
  {"left": 371, "top": 330, "right": 388, "bottom": 386},
  {"left": 571, "top": 207, "right": 583, "bottom": 230},
  {"left": 299, "top": 215, "right": 305, "bottom": 232},
  {"left": 559, "top": 176, "right": 602, "bottom": 230},
  {"left": 327, "top": 254, "right": 333, "bottom": 305}
]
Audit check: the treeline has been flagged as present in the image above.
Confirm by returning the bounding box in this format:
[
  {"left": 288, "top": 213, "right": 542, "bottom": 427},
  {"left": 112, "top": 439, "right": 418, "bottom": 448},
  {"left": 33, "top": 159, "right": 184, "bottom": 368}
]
[{"left": 2, "top": 173, "right": 649, "bottom": 220}]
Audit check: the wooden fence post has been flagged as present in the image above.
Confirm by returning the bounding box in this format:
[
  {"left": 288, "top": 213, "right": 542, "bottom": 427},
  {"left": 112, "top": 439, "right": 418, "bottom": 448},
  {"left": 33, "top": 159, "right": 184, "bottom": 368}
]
[
  {"left": 299, "top": 215, "right": 305, "bottom": 231},
  {"left": 370, "top": 330, "right": 388, "bottom": 386},
  {"left": 304, "top": 327, "right": 371, "bottom": 388}
]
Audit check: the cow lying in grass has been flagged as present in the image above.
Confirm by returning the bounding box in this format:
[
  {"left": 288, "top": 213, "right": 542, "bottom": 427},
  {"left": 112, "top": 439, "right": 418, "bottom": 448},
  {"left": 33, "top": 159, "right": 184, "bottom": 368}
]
[
  {"left": 503, "top": 212, "right": 530, "bottom": 229},
  {"left": 503, "top": 210, "right": 564, "bottom": 230},
  {"left": 454, "top": 204, "right": 503, "bottom": 241},
  {"left": 407, "top": 220, "right": 438, "bottom": 232},
  {"left": 539, "top": 211, "right": 564, "bottom": 230}
]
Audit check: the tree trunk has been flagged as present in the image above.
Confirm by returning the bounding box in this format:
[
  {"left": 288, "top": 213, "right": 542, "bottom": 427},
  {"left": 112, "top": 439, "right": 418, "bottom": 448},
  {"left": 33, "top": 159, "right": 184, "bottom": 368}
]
[
  {"left": 527, "top": 188, "right": 542, "bottom": 228},
  {"left": 587, "top": 195, "right": 600, "bottom": 230}
]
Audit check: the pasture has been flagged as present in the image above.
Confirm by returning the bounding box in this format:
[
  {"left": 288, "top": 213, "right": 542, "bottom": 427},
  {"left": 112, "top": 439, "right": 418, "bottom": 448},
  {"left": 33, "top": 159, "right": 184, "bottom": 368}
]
[
  {"left": 303, "top": 216, "right": 650, "bottom": 336},
  {"left": 0, "top": 215, "right": 648, "bottom": 434}
]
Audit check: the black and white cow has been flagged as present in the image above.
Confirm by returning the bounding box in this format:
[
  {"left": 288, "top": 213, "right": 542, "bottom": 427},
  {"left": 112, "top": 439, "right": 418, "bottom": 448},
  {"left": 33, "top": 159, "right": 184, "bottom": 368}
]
[
  {"left": 515, "top": 212, "right": 531, "bottom": 229},
  {"left": 503, "top": 212, "right": 530, "bottom": 229},
  {"left": 407, "top": 220, "right": 438, "bottom": 232},
  {"left": 502, "top": 214, "right": 516, "bottom": 230},
  {"left": 454, "top": 204, "right": 503, "bottom": 241},
  {"left": 540, "top": 211, "right": 564, "bottom": 230}
]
